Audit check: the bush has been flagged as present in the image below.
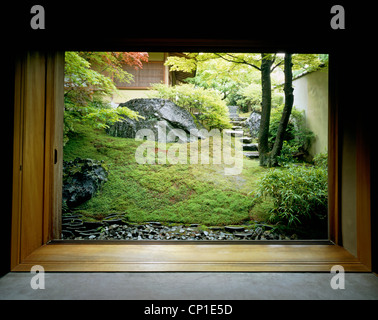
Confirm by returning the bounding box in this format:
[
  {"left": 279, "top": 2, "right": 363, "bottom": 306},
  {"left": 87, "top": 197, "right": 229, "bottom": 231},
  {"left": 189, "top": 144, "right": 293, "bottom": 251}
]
[
  {"left": 150, "top": 83, "right": 232, "bottom": 130},
  {"left": 252, "top": 162, "right": 328, "bottom": 227},
  {"left": 313, "top": 152, "right": 328, "bottom": 169},
  {"left": 268, "top": 105, "right": 315, "bottom": 159},
  {"left": 64, "top": 96, "right": 142, "bottom": 145},
  {"left": 275, "top": 141, "right": 300, "bottom": 167}
]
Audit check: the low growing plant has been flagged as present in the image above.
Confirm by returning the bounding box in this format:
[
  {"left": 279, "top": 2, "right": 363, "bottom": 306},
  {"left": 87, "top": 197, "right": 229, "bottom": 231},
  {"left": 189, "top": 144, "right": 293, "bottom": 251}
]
[{"left": 252, "top": 160, "right": 328, "bottom": 227}]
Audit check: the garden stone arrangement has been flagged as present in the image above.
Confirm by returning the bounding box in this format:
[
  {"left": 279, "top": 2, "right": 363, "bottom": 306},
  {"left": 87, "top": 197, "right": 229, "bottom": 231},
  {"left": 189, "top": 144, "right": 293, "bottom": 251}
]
[
  {"left": 61, "top": 213, "right": 297, "bottom": 241},
  {"left": 106, "top": 98, "right": 205, "bottom": 143},
  {"left": 225, "top": 106, "right": 259, "bottom": 159}
]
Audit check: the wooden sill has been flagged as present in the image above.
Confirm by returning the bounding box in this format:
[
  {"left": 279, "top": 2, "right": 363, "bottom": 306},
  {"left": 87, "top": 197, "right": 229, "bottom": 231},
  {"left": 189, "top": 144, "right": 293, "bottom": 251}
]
[{"left": 12, "top": 242, "right": 370, "bottom": 272}]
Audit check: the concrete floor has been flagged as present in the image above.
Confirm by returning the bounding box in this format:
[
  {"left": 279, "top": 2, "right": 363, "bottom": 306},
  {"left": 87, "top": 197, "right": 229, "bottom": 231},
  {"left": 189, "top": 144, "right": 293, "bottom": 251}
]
[{"left": 1, "top": 272, "right": 378, "bottom": 300}]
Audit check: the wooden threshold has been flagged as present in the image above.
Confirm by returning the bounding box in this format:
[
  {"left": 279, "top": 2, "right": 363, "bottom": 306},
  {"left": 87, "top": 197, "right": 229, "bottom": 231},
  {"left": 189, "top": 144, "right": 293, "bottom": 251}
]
[{"left": 12, "top": 243, "right": 369, "bottom": 272}]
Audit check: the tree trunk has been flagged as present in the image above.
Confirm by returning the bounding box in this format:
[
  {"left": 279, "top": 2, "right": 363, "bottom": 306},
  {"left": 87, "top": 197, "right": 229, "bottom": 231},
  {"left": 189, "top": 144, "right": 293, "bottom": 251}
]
[
  {"left": 269, "top": 53, "right": 294, "bottom": 167},
  {"left": 258, "top": 53, "right": 274, "bottom": 166}
]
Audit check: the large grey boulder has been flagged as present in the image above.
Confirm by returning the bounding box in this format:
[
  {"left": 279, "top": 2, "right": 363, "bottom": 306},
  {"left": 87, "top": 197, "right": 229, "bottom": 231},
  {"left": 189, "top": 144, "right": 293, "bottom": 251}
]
[
  {"left": 62, "top": 158, "right": 108, "bottom": 208},
  {"left": 107, "top": 98, "right": 204, "bottom": 143},
  {"left": 245, "top": 112, "right": 261, "bottom": 139}
]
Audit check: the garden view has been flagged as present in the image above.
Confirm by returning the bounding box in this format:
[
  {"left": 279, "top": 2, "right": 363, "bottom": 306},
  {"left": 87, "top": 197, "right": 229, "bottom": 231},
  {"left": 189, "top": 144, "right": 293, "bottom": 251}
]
[{"left": 61, "top": 52, "right": 329, "bottom": 241}]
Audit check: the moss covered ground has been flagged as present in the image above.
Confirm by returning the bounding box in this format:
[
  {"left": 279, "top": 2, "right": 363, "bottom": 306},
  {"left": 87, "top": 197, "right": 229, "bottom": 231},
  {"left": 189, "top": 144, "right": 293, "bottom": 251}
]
[{"left": 63, "top": 123, "right": 273, "bottom": 226}]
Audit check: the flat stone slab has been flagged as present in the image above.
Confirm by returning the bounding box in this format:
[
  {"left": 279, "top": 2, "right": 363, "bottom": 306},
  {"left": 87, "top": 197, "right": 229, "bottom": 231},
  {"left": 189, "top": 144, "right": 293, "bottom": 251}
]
[
  {"left": 242, "top": 143, "right": 258, "bottom": 151},
  {"left": 244, "top": 151, "right": 259, "bottom": 159},
  {"left": 224, "top": 130, "right": 244, "bottom": 136},
  {"left": 225, "top": 226, "right": 246, "bottom": 233},
  {"left": 230, "top": 117, "right": 247, "bottom": 121},
  {"left": 239, "top": 137, "right": 253, "bottom": 144},
  {"left": 234, "top": 233, "right": 253, "bottom": 238}
]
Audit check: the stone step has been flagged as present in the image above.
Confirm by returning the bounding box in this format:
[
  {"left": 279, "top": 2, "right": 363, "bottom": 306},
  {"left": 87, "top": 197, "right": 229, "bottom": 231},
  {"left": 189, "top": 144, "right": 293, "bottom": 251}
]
[
  {"left": 230, "top": 120, "right": 246, "bottom": 126},
  {"left": 244, "top": 151, "right": 259, "bottom": 159},
  {"left": 230, "top": 117, "right": 247, "bottom": 122},
  {"left": 232, "top": 125, "right": 243, "bottom": 130},
  {"left": 224, "top": 130, "right": 244, "bottom": 137},
  {"left": 242, "top": 143, "right": 258, "bottom": 151},
  {"left": 239, "top": 137, "right": 253, "bottom": 144}
]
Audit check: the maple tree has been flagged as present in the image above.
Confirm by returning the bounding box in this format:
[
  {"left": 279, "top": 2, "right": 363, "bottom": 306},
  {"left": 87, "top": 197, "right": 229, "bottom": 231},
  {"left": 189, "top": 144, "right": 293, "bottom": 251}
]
[
  {"left": 64, "top": 51, "right": 148, "bottom": 103},
  {"left": 64, "top": 52, "right": 148, "bottom": 144}
]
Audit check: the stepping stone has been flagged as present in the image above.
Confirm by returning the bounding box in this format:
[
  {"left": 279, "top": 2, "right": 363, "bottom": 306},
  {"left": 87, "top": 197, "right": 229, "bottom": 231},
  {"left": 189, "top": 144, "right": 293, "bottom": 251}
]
[
  {"left": 239, "top": 137, "right": 252, "bottom": 144},
  {"left": 230, "top": 120, "right": 244, "bottom": 125},
  {"left": 242, "top": 143, "right": 258, "bottom": 151},
  {"left": 244, "top": 151, "right": 259, "bottom": 159},
  {"left": 231, "top": 117, "right": 247, "bottom": 121},
  {"left": 234, "top": 233, "right": 253, "bottom": 238},
  {"left": 224, "top": 130, "right": 244, "bottom": 137},
  {"left": 225, "top": 226, "right": 246, "bottom": 233}
]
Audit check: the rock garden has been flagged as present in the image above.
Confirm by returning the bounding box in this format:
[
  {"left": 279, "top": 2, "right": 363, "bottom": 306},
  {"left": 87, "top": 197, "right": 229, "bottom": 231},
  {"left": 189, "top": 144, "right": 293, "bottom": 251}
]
[{"left": 62, "top": 213, "right": 297, "bottom": 241}]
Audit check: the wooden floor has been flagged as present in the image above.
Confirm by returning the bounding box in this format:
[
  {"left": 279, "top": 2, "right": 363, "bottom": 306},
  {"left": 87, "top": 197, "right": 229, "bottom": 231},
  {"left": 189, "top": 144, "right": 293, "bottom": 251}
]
[{"left": 12, "top": 242, "right": 370, "bottom": 272}]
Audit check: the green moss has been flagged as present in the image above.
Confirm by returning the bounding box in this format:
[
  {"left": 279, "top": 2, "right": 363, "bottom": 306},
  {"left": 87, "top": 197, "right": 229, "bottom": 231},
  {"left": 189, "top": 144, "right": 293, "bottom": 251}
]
[{"left": 64, "top": 123, "right": 271, "bottom": 225}]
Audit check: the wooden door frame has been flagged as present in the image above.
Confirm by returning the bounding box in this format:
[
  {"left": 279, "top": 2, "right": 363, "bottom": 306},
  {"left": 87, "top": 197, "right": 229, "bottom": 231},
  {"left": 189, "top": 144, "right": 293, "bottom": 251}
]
[{"left": 9, "top": 40, "right": 373, "bottom": 272}]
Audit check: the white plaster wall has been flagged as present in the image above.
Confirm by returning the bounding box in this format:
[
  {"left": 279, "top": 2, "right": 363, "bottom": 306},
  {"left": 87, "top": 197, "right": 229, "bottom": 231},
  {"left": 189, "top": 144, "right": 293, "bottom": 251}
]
[{"left": 292, "top": 70, "right": 328, "bottom": 157}]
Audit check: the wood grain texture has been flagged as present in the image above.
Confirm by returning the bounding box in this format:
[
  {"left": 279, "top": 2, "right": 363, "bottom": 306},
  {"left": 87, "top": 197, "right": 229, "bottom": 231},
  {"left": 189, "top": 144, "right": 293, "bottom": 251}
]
[
  {"left": 44, "top": 52, "right": 64, "bottom": 241},
  {"left": 19, "top": 52, "right": 46, "bottom": 261},
  {"left": 13, "top": 243, "right": 369, "bottom": 272}
]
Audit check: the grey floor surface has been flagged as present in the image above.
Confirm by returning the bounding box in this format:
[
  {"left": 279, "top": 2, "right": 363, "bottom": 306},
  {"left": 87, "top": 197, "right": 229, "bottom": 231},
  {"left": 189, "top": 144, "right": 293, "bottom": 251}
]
[{"left": 0, "top": 272, "right": 378, "bottom": 300}]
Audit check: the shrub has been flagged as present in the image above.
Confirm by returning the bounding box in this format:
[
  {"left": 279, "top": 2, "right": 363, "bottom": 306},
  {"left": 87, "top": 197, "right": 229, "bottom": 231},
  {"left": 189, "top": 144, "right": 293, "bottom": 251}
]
[
  {"left": 252, "top": 162, "right": 328, "bottom": 226},
  {"left": 268, "top": 105, "right": 315, "bottom": 158},
  {"left": 313, "top": 152, "right": 328, "bottom": 169},
  {"left": 275, "top": 141, "right": 300, "bottom": 167},
  {"left": 150, "top": 83, "right": 232, "bottom": 130},
  {"left": 64, "top": 96, "right": 142, "bottom": 145}
]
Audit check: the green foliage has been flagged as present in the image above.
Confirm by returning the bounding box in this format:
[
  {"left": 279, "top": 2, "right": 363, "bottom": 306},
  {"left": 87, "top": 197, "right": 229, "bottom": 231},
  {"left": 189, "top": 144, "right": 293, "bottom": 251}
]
[
  {"left": 275, "top": 141, "right": 300, "bottom": 167},
  {"left": 313, "top": 152, "right": 328, "bottom": 169},
  {"left": 64, "top": 52, "right": 148, "bottom": 144},
  {"left": 252, "top": 161, "right": 328, "bottom": 227},
  {"left": 292, "top": 54, "right": 329, "bottom": 77},
  {"left": 240, "top": 85, "right": 284, "bottom": 113},
  {"left": 164, "top": 53, "right": 328, "bottom": 114},
  {"left": 65, "top": 51, "right": 148, "bottom": 103},
  {"left": 268, "top": 105, "right": 315, "bottom": 165},
  {"left": 150, "top": 83, "right": 232, "bottom": 130},
  {"left": 64, "top": 96, "right": 142, "bottom": 145},
  {"left": 165, "top": 55, "right": 197, "bottom": 72}
]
